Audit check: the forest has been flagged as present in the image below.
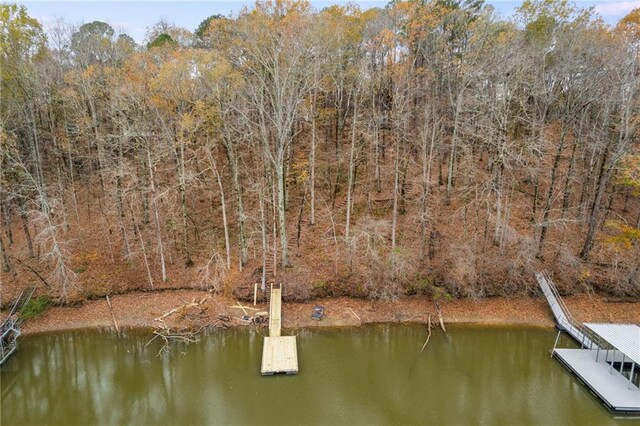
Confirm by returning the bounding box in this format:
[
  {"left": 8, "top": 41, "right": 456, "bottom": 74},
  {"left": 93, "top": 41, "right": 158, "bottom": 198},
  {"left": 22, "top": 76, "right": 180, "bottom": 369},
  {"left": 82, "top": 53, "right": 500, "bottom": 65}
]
[{"left": 1, "top": 0, "right": 639, "bottom": 306}]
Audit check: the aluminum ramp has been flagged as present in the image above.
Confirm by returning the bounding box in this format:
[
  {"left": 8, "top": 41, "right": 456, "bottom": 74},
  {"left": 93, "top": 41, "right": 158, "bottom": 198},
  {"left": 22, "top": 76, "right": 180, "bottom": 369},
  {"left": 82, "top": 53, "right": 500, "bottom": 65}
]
[{"left": 535, "top": 272, "right": 597, "bottom": 349}]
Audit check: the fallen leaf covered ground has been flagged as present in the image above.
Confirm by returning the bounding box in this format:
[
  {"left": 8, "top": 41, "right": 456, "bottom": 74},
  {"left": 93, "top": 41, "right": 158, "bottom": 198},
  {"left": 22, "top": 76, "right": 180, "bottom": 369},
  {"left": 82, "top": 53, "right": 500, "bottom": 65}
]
[{"left": 17, "top": 291, "right": 640, "bottom": 335}]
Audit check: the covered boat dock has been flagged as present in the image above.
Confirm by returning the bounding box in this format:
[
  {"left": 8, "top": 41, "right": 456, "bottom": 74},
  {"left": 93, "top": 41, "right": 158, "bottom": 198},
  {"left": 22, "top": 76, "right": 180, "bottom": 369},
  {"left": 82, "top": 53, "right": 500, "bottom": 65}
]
[
  {"left": 538, "top": 272, "right": 640, "bottom": 414},
  {"left": 553, "top": 323, "right": 640, "bottom": 414}
]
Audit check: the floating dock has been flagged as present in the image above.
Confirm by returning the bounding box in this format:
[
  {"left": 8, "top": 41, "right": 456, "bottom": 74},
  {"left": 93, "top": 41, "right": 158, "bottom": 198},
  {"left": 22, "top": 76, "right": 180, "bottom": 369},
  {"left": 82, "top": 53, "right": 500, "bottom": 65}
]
[
  {"left": 555, "top": 346, "right": 639, "bottom": 413},
  {"left": 261, "top": 284, "right": 298, "bottom": 375},
  {"left": 536, "top": 273, "right": 640, "bottom": 414}
]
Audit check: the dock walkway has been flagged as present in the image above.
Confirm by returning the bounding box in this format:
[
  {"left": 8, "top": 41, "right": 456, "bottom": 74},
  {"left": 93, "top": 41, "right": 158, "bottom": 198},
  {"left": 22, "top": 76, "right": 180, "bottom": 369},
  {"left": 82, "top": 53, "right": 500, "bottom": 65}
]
[
  {"left": 261, "top": 285, "right": 298, "bottom": 375},
  {"left": 535, "top": 272, "right": 596, "bottom": 349},
  {"left": 268, "top": 286, "right": 282, "bottom": 337}
]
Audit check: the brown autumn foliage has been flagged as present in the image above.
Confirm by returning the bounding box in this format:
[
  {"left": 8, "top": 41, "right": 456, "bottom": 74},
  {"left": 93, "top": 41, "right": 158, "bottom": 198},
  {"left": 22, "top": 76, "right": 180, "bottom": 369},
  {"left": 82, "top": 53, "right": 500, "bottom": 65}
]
[{"left": 0, "top": 1, "right": 638, "bottom": 307}]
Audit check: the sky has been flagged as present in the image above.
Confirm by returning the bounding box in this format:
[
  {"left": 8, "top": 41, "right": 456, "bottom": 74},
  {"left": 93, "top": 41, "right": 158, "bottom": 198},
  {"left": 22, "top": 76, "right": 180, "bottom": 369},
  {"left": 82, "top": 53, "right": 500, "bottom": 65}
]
[{"left": 15, "top": 0, "right": 640, "bottom": 44}]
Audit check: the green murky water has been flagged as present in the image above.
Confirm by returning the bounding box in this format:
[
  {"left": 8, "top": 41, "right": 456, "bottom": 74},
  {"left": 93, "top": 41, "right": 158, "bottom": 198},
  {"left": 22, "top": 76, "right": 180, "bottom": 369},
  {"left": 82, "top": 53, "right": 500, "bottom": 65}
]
[{"left": 0, "top": 325, "right": 631, "bottom": 425}]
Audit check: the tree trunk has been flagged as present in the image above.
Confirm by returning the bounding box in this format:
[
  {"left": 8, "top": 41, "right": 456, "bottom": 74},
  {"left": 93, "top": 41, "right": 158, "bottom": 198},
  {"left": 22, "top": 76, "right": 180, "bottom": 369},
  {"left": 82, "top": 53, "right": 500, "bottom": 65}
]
[
  {"left": 420, "top": 109, "right": 437, "bottom": 261},
  {"left": 29, "top": 105, "right": 72, "bottom": 299},
  {"left": 446, "top": 91, "right": 465, "bottom": 204},
  {"left": 21, "top": 209, "right": 34, "bottom": 258},
  {"left": 147, "top": 147, "right": 167, "bottom": 282},
  {"left": 271, "top": 175, "right": 278, "bottom": 276},
  {"left": 0, "top": 233, "right": 11, "bottom": 273},
  {"left": 116, "top": 138, "right": 131, "bottom": 259},
  {"left": 129, "top": 203, "right": 154, "bottom": 289},
  {"left": 65, "top": 111, "right": 80, "bottom": 225},
  {"left": 1, "top": 197, "right": 13, "bottom": 244},
  {"left": 580, "top": 146, "right": 613, "bottom": 260},
  {"left": 115, "top": 175, "right": 131, "bottom": 259},
  {"left": 373, "top": 92, "right": 382, "bottom": 193},
  {"left": 178, "top": 134, "right": 192, "bottom": 267},
  {"left": 223, "top": 138, "right": 247, "bottom": 266},
  {"left": 391, "top": 143, "right": 400, "bottom": 252},
  {"left": 259, "top": 186, "right": 267, "bottom": 291},
  {"left": 537, "top": 128, "right": 567, "bottom": 258},
  {"left": 345, "top": 90, "right": 358, "bottom": 241},
  {"left": 275, "top": 157, "right": 289, "bottom": 268},
  {"left": 56, "top": 160, "right": 70, "bottom": 233},
  {"left": 560, "top": 137, "right": 579, "bottom": 220},
  {"left": 206, "top": 148, "right": 231, "bottom": 270},
  {"left": 310, "top": 93, "right": 316, "bottom": 225}
]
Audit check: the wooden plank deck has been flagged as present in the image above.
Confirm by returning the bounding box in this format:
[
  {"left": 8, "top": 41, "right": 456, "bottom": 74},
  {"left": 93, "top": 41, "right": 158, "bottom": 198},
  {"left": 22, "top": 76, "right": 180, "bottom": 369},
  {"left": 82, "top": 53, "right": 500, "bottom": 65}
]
[
  {"left": 262, "top": 285, "right": 298, "bottom": 375},
  {"left": 261, "top": 336, "right": 298, "bottom": 375},
  {"left": 269, "top": 286, "right": 282, "bottom": 338},
  {"left": 554, "top": 349, "right": 640, "bottom": 413}
]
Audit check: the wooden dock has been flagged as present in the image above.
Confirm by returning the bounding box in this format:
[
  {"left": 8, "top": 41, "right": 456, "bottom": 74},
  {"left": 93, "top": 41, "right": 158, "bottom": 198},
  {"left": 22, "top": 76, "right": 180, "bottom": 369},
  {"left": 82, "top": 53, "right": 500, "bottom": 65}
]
[{"left": 261, "top": 285, "right": 298, "bottom": 375}]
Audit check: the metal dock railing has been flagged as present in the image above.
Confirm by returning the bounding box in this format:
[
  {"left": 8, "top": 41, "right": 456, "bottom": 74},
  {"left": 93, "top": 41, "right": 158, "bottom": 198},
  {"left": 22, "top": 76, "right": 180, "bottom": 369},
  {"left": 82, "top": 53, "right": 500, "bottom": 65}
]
[
  {"left": 537, "top": 273, "right": 640, "bottom": 413},
  {"left": 535, "top": 272, "right": 601, "bottom": 350},
  {"left": 1, "top": 287, "right": 36, "bottom": 366}
]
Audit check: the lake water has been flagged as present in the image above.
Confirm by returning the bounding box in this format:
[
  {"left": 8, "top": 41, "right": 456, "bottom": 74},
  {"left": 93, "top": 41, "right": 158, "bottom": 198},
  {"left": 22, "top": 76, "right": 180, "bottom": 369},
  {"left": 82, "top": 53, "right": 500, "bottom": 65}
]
[{"left": 0, "top": 325, "right": 630, "bottom": 425}]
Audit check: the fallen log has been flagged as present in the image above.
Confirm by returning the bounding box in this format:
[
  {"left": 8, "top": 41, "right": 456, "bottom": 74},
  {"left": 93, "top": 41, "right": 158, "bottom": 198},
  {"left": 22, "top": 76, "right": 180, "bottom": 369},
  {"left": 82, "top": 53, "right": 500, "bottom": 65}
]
[
  {"left": 106, "top": 296, "right": 120, "bottom": 334},
  {"left": 228, "top": 305, "right": 260, "bottom": 311},
  {"left": 420, "top": 314, "right": 433, "bottom": 354},
  {"left": 155, "top": 298, "right": 206, "bottom": 322},
  {"left": 147, "top": 299, "right": 211, "bottom": 356},
  {"left": 435, "top": 301, "right": 447, "bottom": 335},
  {"left": 348, "top": 308, "right": 361, "bottom": 322}
]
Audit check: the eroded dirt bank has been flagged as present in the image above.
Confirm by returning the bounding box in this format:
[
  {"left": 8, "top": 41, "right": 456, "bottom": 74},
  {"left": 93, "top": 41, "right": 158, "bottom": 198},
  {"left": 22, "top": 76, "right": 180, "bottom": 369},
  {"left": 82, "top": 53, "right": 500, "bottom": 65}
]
[{"left": 17, "top": 290, "right": 640, "bottom": 335}]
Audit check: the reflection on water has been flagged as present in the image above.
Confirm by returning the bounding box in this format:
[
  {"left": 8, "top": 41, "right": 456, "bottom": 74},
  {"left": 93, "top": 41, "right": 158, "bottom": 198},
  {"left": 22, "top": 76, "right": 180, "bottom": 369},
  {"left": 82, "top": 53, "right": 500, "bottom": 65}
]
[{"left": 0, "top": 325, "right": 621, "bottom": 425}]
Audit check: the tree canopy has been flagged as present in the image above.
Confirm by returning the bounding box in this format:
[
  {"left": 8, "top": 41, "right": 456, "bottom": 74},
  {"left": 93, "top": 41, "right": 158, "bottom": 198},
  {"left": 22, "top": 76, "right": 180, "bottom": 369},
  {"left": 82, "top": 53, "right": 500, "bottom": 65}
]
[{"left": 1, "top": 0, "right": 638, "bottom": 302}]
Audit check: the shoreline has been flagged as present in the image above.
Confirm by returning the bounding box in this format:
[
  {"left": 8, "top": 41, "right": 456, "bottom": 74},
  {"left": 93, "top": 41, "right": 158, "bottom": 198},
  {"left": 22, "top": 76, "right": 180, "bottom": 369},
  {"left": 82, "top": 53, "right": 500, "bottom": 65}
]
[{"left": 16, "top": 290, "right": 640, "bottom": 336}]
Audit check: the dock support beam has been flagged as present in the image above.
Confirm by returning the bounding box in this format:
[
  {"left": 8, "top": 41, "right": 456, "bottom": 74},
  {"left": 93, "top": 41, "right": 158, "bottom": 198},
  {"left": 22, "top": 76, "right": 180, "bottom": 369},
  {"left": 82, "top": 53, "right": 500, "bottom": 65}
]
[
  {"left": 552, "top": 330, "right": 562, "bottom": 357},
  {"left": 610, "top": 349, "right": 616, "bottom": 374}
]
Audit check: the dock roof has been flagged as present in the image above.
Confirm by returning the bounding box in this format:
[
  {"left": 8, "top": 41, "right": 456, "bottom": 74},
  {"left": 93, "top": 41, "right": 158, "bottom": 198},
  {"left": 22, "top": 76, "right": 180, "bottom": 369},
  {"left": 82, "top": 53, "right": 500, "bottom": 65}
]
[{"left": 584, "top": 323, "right": 640, "bottom": 364}]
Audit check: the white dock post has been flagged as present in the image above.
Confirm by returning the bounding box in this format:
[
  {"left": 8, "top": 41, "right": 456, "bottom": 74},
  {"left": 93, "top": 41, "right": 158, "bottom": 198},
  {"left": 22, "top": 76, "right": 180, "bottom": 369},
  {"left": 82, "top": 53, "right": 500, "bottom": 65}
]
[
  {"left": 611, "top": 349, "right": 616, "bottom": 374},
  {"left": 253, "top": 283, "right": 258, "bottom": 306}
]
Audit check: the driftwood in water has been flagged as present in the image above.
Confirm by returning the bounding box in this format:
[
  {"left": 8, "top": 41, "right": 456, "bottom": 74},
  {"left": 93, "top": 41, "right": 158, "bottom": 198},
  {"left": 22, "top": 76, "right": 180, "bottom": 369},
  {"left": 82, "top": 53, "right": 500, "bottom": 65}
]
[
  {"left": 211, "top": 315, "right": 231, "bottom": 329},
  {"left": 435, "top": 301, "right": 447, "bottom": 335},
  {"left": 147, "top": 298, "right": 214, "bottom": 356},
  {"left": 106, "top": 296, "right": 120, "bottom": 334},
  {"left": 420, "top": 314, "right": 433, "bottom": 354},
  {"left": 146, "top": 325, "right": 202, "bottom": 357}
]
